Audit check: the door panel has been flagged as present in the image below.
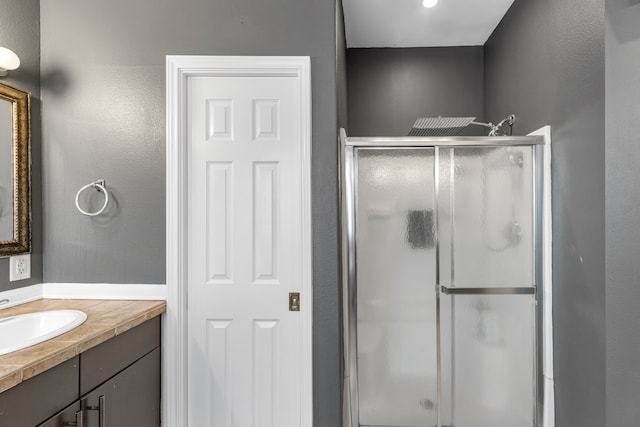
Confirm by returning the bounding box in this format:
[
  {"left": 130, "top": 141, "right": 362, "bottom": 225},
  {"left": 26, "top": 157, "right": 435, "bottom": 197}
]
[
  {"left": 0, "top": 357, "right": 78, "bottom": 427},
  {"left": 354, "top": 148, "right": 437, "bottom": 426},
  {"left": 38, "top": 402, "right": 81, "bottom": 427},
  {"left": 440, "top": 294, "right": 535, "bottom": 427},
  {"left": 450, "top": 147, "right": 534, "bottom": 287},
  {"left": 82, "top": 348, "right": 160, "bottom": 427},
  {"left": 439, "top": 146, "right": 536, "bottom": 427},
  {"left": 187, "top": 75, "right": 304, "bottom": 427}
]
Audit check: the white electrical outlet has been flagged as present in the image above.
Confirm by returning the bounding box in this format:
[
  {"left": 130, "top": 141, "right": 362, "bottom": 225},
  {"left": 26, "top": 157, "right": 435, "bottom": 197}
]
[{"left": 9, "top": 254, "right": 31, "bottom": 281}]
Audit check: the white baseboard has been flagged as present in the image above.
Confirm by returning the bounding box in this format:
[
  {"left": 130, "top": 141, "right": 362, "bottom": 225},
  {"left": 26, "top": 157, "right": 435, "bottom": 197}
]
[{"left": 0, "top": 283, "right": 167, "bottom": 310}]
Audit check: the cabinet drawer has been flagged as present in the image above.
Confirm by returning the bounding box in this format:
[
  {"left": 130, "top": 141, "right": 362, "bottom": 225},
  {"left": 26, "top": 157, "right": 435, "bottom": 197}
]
[
  {"left": 0, "top": 356, "right": 79, "bottom": 427},
  {"left": 80, "top": 317, "right": 160, "bottom": 395}
]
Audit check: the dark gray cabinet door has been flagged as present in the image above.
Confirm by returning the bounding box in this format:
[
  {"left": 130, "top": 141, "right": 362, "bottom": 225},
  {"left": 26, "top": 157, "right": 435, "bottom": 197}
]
[
  {"left": 80, "top": 317, "right": 160, "bottom": 396},
  {"left": 38, "top": 401, "right": 81, "bottom": 427},
  {"left": 82, "top": 348, "right": 160, "bottom": 427},
  {"left": 0, "top": 357, "right": 79, "bottom": 427}
]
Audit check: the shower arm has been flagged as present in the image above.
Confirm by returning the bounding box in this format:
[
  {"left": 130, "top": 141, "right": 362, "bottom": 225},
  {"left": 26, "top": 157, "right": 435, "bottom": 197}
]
[{"left": 471, "top": 114, "right": 516, "bottom": 136}]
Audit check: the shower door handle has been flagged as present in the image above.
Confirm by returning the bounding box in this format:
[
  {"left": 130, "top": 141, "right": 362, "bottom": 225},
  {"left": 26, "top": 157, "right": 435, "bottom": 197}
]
[{"left": 439, "top": 285, "right": 535, "bottom": 295}]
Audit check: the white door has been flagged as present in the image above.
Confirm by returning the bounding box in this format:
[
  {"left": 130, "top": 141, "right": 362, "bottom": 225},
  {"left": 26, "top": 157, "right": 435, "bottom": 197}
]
[{"left": 186, "top": 64, "right": 311, "bottom": 427}]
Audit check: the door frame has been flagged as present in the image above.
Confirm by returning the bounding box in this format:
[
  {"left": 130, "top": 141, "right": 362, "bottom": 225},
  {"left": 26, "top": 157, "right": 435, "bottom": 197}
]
[{"left": 165, "top": 55, "right": 313, "bottom": 427}]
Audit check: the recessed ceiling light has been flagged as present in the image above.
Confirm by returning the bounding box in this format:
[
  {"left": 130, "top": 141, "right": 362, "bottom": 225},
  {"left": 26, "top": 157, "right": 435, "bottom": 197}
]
[{"left": 422, "top": 0, "right": 439, "bottom": 8}]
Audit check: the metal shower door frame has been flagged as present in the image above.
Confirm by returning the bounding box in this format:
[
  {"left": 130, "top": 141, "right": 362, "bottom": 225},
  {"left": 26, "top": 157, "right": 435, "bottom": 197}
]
[{"left": 340, "top": 129, "right": 546, "bottom": 427}]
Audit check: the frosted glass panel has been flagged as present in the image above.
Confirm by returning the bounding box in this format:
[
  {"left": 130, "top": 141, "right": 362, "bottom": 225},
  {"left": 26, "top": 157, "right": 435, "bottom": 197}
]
[
  {"left": 452, "top": 147, "right": 534, "bottom": 286},
  {"left": 355, "top": 148, "right": 436, "bottom": 426},
  {"left": 440, "top": 294, "right": 535, "bottom": 427}
]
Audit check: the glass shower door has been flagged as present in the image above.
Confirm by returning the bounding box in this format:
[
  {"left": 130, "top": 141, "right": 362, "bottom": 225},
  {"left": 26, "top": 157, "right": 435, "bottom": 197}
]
[
  {"left": 348, "top": 142, "right": 540, "bottom": 427},
  {"left": 355, "top": 148, "right": 437, "bottom": 426},
  {"left": 438, "top": 146, "right": 537, "bottom": 427}
]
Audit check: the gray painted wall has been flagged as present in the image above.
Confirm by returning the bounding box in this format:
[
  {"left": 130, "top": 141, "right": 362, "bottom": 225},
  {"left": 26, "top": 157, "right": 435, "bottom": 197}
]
[
  {"left": 484, "top": 0, "right": 605, "bottom": 426},
  {"left": 337, "top": 0, "right": 349, "bottom": 131},
  {"left": 336, "top": 1, "right": 348, "bottom": 421},
  {"left": 40, "top": 1, "right": 341, "bottom": 425},
  {"left": 605, "top": 1, "right": 640, "bottom": 425},
  {"left": 0, "top": 0, "right": 41, "bottom": 292},
  {"left": 346, "top": 47, "right": 484, "bottom": 137}
]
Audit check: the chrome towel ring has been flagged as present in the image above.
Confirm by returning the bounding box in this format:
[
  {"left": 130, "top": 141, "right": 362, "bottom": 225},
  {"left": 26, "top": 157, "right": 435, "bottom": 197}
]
[{"left": 75, "top": 179, "right": 109, "bottom": 216}]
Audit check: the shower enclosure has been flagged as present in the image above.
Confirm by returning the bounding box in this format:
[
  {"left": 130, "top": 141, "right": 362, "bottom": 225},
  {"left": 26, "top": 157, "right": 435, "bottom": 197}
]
[{"left": 341, "top": 130, "right": 549, "bottom": 427}]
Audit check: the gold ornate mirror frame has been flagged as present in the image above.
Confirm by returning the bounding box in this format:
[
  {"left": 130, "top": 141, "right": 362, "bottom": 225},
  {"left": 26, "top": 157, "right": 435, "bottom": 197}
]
[{"left": 0, "top": 82, "right": 31, "bottom": 256}]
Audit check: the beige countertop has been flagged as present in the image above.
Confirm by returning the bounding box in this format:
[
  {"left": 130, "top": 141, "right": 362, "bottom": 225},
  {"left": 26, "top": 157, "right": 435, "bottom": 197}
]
[{"left": 0, "top": 299, "right": 166, "bottom": 394}]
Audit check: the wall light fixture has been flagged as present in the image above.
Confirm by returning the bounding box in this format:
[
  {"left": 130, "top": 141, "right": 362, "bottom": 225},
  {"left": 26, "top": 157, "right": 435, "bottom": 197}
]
[
  {"left": 422, "top": 0, "right": 439, "bottom": 8},
  {"left": 0, "top": 47, "right": 20, "bottom": 77}
]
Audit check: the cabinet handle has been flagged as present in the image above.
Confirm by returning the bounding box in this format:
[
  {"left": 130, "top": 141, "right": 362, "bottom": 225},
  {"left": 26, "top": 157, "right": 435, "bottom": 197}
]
[
  {"left": 98, "top": 395, "right": 105, "bottom": 427},
  {"left": 85, "top": 395, "right": 106, "bottom": 427},
  {"left": 63, "top": 410, "right": 83, "bottom": 427}
]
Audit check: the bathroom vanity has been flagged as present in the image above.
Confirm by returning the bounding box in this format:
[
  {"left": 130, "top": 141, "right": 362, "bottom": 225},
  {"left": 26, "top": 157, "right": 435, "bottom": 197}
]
[{"left": 0, "top": 299, "right": 165, "bottom": 426}]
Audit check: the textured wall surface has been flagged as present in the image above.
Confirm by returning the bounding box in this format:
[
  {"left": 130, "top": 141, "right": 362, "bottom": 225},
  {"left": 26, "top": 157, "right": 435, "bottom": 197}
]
[
  {"left": 485, "top": 0, "right": 605, "bottom": 425},
  {"left": 337, "top": 0, "right": 349, "bottom": 132},
  {"left": 606, "top": 0, "right": 640, "bottom": 425},
  {"left": 0, "top": 0, "right": 41, "bottom": 291},
  {"left": 40, "top": 1, "right": 341, "bottom": 425},
  {"left": 335, "top": 1, "right": 348, "bottom": 421},
  {"left": 347, "top": 47, "right": 484, "bottom": 137}
]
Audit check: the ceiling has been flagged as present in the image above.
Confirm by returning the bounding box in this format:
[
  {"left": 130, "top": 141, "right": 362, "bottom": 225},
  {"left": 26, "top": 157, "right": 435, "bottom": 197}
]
[{"left": 342, "top": 0, "right": 516, "bottom": 48}]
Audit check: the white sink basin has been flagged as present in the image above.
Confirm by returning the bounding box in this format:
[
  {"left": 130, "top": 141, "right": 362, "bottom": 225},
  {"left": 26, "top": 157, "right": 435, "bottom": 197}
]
[{"left": 0, "top": 310, "right": 87, "bottom": 356}]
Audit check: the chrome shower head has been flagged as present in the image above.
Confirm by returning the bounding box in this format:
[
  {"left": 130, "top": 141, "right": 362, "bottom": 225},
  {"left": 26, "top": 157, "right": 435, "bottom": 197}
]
[
  {"left": 408, "top": 114, "right": 516, "bottom": 137},
  {"left": 408, "top": 116, "right": 476, "bottom": 136}
]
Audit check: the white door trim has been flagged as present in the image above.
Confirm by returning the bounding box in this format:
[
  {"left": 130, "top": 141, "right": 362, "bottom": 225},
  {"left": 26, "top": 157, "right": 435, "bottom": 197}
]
[{"left": 165, "top": 55, "right": 313, "bottom": 427}]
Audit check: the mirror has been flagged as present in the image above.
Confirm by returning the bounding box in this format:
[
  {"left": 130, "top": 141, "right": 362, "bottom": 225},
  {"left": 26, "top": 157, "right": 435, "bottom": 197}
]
[{"left": 0, "top": 82, "right": 31, "bottom": 256}]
